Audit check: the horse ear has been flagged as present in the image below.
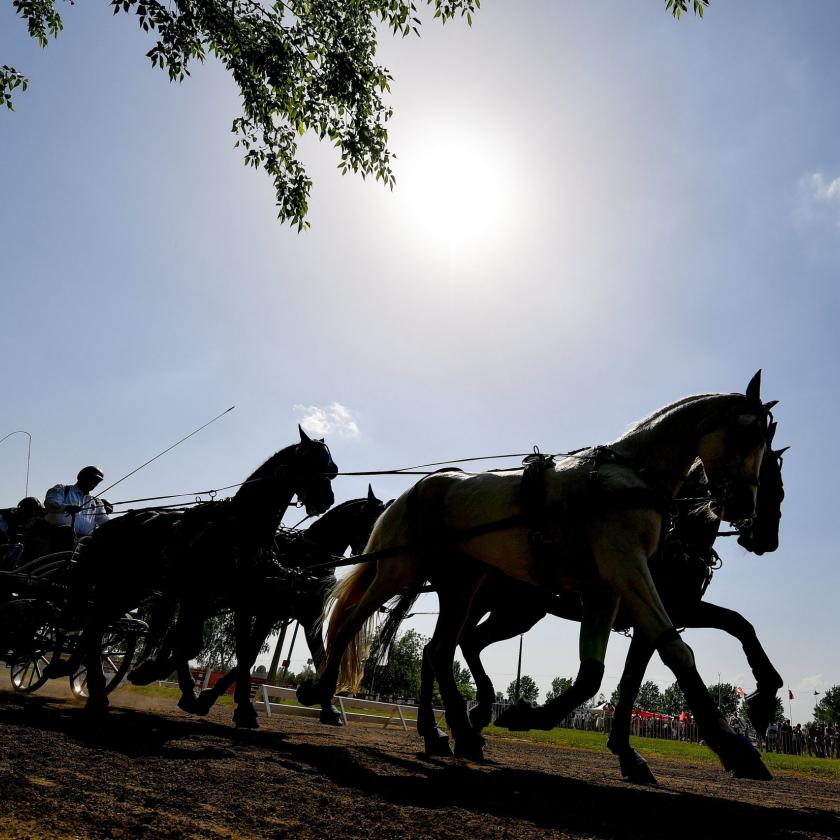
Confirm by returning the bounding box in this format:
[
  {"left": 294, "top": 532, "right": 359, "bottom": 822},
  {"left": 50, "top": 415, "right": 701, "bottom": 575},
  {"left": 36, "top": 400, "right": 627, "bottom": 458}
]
[
  {"left": 367, "top": 483, "right": 376, "bottom": 503},
  {"left": 746, "top": 370, "right": 762, "bottom": 402},
  {"left": 298, "top": 424, "right": 312, "bottom": 444},
  {"left": 764, "top": 400, "right": 779, "bottom": 412},
  {"left": 775, "top": 446, "right": 790, "bottom": 457}
]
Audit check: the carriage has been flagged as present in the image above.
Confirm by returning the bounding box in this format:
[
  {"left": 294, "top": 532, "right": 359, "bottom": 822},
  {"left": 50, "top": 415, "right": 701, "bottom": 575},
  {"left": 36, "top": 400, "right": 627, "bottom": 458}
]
[{"left": 0, "top": 547, "right": 148, "bottom": 698}]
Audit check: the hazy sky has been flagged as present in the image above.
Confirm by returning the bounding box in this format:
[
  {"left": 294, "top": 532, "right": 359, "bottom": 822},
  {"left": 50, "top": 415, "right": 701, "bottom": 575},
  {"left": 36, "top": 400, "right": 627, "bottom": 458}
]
[{"left": 2, "top": 2, "right": 839, "bottom": 724}]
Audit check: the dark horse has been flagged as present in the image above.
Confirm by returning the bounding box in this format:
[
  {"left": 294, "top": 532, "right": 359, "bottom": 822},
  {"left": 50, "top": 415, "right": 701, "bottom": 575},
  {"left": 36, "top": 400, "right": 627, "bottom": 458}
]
[
  {"left": 380, "top": 423, "right": 785, "bottom": 784},
  {"left": 300, "top": 374, "right": 776, "bottom": 779},
  {"left": 65, "top": 427, "right": 337, "bottom": 719},
  {"left": 177, "top": 485, "right": 387, "bottom": 724}
]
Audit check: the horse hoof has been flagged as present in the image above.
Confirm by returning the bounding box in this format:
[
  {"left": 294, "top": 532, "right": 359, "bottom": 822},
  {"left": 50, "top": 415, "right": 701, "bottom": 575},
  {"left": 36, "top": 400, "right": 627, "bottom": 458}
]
[
  {"left": 494, "top": 699, "right": 550, "bottom": 731},
  {"left": 744, "top": 689, "right": 778, "bottom": 736},
  {"left": 233, "top": 708, "right": 260, "bottom": 730},
  {"left": 296, "top": 679, "right": 320, "bottom": 707},
  {"left": 720, "top": 734, "right": 773, "bottom": 780},
  {"left": 84, "top": 696, "right": 109, "bottom": 717},
  {"left": 127, "top": 661, "right": 163, "bottom": 686},
  {"left": 191, "top": 689, "right": 216, "bottom": 717},
  {"left": 424, "top": 731, "right": 453, "bottom": 757},
  {"left": 493, "top": 699, "right": 531, "bottom": 730},
  {"left": 618, "top": 749, "right": 658, "bottom": 785},
  {"left": 454, "top": 734, "right": 486, "bottom": 763},
  {"left": 177, "top": 695, "right": 197, "bottom": 715},
  {"left": 319, "top": 705, "right": 344, "bottom": 726},
  {"left": 468, "top": 705, "right": 493, "bottom": 730}
]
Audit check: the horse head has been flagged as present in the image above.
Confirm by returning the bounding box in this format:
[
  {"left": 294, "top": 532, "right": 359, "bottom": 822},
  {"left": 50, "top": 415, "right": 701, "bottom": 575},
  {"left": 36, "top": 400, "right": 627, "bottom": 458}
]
[
  {"left": 347, "top": 484, "right": 387, "bottom": 554},
  {"left": 293, "top": 425, "right": 338, "bottom": 516},
  {"left": 697, "top": 371, "right": 774, "bottom": 526},
  {"left": 737, "top": 420, "right": 787, "bottom": 555}
]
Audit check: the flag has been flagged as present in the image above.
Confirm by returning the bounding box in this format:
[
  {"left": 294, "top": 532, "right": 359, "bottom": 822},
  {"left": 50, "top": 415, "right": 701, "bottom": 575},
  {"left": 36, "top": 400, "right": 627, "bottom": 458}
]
[
  {"left": 736, "top": 687, "right": 745, "bottom": 698},
  {"left": 788, "top": 689, "right": 794, "bottom": 700}
]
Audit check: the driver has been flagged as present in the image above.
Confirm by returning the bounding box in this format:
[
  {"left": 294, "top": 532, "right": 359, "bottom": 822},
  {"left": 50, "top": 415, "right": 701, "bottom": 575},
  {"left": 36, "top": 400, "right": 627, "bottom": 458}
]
[{"left": 44, "top": 466, "right": 112, "bottom": 549}]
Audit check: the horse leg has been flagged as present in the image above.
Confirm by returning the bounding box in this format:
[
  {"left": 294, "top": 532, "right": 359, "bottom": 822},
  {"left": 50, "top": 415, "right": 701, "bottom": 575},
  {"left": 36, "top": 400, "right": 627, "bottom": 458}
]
[
  {"left": 685, "top": 601, "right": 783, "bottom": 735},
  {"left": 495, "top": 589, "right": 618, "bottom": 731},
  {"left": 83, "top": 631, "right": 109, "bottom": 715},
  {"left": 596, "top": 535, "right": 771, "bottom": 780},
  {"left": 297, "top": 599, "right": 327, "bottom": 673},
  {"left": 417, "top": 641, "right": 452, "bottom": 756},
  {"left": 426, "top": 564, "right": 488, "bottom": 761},
  {"left": 462, "top": 602, "right": 547, "bottom": 730},
  {"left": 170, "top": 605, "right": 207, "bottom": 715},
  {"left": 606, "top": 633, "right": 658, "bottom": 785},
  {"left": 231, "top": 612, "right": 274, "bottom": 729}
]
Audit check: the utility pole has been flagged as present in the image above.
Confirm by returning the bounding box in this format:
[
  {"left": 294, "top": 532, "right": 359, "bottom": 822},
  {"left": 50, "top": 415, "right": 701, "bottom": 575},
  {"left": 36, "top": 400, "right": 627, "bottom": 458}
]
[
  {"left": 279, "top": 621, "right": 301, "bottom": 685},
  {"left": 267, "top": 620, "right": 292, "bottom": 684},
  {"left": 514, "top": 634, "right": 523, "bottom": 701}
]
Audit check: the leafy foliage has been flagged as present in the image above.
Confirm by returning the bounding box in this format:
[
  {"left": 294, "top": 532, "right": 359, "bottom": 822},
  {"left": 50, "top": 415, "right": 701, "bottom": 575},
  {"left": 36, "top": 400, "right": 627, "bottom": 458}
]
[
  {"left": 665, "top": 0, "right": 709, "bottom": 19},
  {"left": 545, "top": 676, "right": 573, "bottom": 702},
  {"left": 706, "top": 682, "right": 739, "bottom": 718},
  {"left": 661, "top": 681, "right": 687, "bottom": 716},
  {"left": 5, "top": 0, "right": 710, "bottom": 226},
  {"left": 813, "top": 685, "right": 840, "bottom": 725},
  {"left": 362, "top": 626, "right": 474, "bottom": 701},
  {"left": 4, "top": 0, "right": 479, "bottom": 227},
  {"left": 196, "top": 612, "right": 237, "bottom": 671},
  {"left": 362, "top": 626, "right": 424, "bottom": 698},
  {"left": 506, "top": 674, "right": 539, "bottom": 704}
]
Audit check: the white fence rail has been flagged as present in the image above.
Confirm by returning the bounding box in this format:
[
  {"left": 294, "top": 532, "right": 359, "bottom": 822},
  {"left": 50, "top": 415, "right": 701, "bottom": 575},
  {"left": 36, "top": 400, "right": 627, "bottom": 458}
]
[{"left": 256, "top": 684, "right": 445, "bottom": 733}]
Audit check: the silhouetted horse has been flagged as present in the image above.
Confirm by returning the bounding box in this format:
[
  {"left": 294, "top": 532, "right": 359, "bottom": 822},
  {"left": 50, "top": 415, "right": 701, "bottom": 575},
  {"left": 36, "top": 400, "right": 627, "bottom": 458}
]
[
  {"left": 65, "top": 427, "right": 337, "bottom": 717},
  {"left": 300, "top": 374, "right": 776, "bottom": 779},
  {"left": 380, "top": 424, "right": 785, "bottom": 784},
  {"left": 177, "top": 486, "right": 387, "bottom": 726}
]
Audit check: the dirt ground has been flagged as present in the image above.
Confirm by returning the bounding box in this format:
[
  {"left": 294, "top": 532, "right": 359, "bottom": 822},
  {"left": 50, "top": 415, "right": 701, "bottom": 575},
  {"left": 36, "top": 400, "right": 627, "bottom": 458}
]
[{"left": 0, "top": 676, "right": 838, "bottom": 840}]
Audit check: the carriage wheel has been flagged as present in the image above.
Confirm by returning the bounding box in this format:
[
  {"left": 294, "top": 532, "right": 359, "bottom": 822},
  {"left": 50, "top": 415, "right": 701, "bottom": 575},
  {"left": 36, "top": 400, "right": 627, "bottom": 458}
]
[
  {"left": 11, "top": 652, "right": 53, "bottom": 692},
  {"left": 69, "top": 628, "right": 139, "bottom": 698},
  {"left": 1, "top": 597, "right": 61, "bottom": 694}
]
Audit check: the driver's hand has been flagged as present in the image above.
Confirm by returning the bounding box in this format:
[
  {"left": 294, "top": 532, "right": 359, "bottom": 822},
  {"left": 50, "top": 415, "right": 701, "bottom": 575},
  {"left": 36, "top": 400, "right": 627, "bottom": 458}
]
[
  {"left": 101, "top": 499, "right": 114, "bottom": 515},
  {"left": 65, "top": 505, "right": 82, "bottom": 515}
]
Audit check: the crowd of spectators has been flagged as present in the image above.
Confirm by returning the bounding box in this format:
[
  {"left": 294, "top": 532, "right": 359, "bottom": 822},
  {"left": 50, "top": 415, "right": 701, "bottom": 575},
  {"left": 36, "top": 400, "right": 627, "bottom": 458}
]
[{"left": 762, "top": 720, "right": 840, "bottom": 757}]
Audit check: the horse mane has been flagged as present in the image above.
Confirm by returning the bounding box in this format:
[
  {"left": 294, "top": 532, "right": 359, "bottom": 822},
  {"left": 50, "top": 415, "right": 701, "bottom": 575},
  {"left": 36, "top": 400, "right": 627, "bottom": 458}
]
[
  {"left": 232, "top": 443, "right": 297, "bottom": 502},
  {"left": 614, "top": 392, "right": 748, "bottom": 448},
  {"left": 305, "top": 497, "right": 365, "bottom": 537}
]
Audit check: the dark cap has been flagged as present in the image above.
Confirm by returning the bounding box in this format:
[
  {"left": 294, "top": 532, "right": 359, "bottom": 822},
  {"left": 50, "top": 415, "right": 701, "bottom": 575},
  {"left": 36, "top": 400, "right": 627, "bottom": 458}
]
[{"left": 77, "top": 466, "right": 104, "bottom": 483}]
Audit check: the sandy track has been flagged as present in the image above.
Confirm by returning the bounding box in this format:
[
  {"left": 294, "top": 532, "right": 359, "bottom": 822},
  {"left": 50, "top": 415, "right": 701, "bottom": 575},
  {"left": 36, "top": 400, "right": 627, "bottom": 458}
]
[{"left": 0, "top": 678, "right": 838, "bottom": 839}]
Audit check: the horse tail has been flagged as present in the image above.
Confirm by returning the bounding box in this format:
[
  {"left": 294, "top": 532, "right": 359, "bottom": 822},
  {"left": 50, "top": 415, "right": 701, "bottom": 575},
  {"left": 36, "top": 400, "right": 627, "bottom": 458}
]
[
  {"left": 365, "top": 582, "right": 424, "bottom": 675},
  {"left": 324, "top": 562, "right": 378, "bottom": 692}
]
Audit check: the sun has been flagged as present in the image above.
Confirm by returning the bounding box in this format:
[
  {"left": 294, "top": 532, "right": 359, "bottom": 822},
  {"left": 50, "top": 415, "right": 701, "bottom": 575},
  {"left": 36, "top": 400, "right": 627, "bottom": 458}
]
[{"left": 397, "top": 129, "right": 522, "bottom": 270}]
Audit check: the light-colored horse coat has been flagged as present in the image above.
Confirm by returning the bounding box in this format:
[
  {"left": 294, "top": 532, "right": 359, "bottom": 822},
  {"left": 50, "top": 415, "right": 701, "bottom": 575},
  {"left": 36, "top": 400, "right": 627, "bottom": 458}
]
[{"left": 303, "top": 377, "right": 772, "bottom": 777}]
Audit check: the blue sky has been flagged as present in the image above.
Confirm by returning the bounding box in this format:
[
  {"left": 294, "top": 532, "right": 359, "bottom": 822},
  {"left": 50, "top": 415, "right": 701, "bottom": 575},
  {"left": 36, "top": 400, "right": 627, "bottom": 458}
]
[{"left": 2, "top": 2, "right": 839, "bottom": 722}]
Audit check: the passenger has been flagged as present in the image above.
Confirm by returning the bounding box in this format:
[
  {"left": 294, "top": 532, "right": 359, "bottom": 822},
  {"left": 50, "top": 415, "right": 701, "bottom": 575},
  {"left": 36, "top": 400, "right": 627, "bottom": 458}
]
[
  {"left": 44, "top": 466, "right": 112, "bottom": 549},
  {"left": 0, "top": 497, "right": 46, "bottom": 568}
]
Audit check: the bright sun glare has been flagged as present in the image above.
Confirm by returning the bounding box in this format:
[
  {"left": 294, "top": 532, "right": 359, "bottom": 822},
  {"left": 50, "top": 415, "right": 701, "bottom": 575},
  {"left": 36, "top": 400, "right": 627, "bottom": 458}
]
[{"left": 399, "top": 132, "right": 520, "bottom": 269}]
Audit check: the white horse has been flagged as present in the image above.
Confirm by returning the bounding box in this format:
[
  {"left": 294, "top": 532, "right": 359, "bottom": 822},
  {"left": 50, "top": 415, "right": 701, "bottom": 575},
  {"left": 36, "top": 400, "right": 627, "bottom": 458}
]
[{"left": 299, "top": 373, "right": 773, "bottom": 779}]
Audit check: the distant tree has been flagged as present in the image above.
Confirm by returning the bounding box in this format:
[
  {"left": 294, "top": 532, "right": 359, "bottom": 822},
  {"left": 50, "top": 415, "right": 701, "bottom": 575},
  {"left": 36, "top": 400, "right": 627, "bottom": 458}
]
[
  {"left": 609, "top": 681, "right": 663, "bottom": 712},
  {"left": 813, "top": 686, "right": 840, "bottom": 725},
  {"left": 706, "top": 683, "right": 739, "bottom": 718},
  {"left": 635, "top": 681, "right": 663, "bottom": 713},
  {"left": 5, "top": 1, "right": 709, "bottom": 227},
  {"left": 661, "top": 682, "right": 687, "bottom": 717},
  {"left": 196, "top": 612, "right": 237, "bottom": 672},
  {"left": 362, "top": 628, "right": 425, "bottom": 698},
  {"left": 452, "top": 660, "right": 476, "bottom": 701},
  {"left": 507, "top": 675, "right": 539, "bottom": 705},
  {"left": 545, "top": 676, "right": 574, "bottom": 702}
]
